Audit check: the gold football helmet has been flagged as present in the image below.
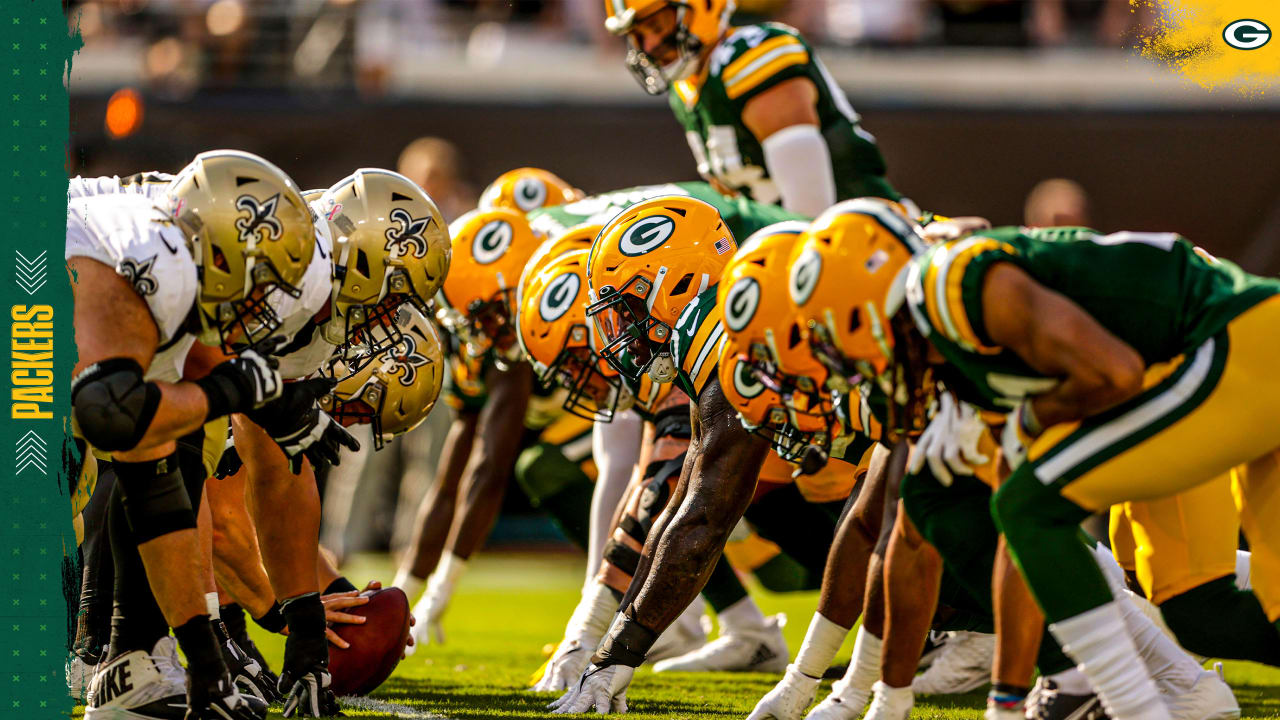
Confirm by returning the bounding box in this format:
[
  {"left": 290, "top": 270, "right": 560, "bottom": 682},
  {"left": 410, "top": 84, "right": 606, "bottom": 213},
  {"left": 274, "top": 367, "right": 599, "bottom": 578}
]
[
  {"left": 315, "top": 168, "right": 450, "bottom": 358},
  {"left": 516, "top": 222, "right": 602, "bottom": 311},
  {"left": 586, "top": 195, "right": 735, "bottom": 384},
  {"left": 165, "top": 149, "right": 316, "bottom": 350},
  {"left": 604, "top": 0, "right": 735, "bottom": 95},
  {"left": 438, "top": 207, "right": 542, "bottom": 362},
  {"left": 478, "top": 167, "right": 583, "bottom": 213},
  {"left": 321, "top": 305, "right": 444, "bottom": 450},
  {"left": 517, "top": 249, "right": 634, "bottom": 421}
]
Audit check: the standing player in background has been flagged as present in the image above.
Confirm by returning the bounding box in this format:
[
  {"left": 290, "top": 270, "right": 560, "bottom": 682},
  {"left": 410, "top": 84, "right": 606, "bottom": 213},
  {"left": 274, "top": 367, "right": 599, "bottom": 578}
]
[{"left": 603, "top": 0, "right": 901, "bottom": 216}]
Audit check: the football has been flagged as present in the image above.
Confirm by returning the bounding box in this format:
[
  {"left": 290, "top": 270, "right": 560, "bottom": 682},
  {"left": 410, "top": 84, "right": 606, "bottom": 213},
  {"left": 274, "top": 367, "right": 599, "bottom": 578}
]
[{"left": 327, "top": 587, "right": 411, "bottom": 697}]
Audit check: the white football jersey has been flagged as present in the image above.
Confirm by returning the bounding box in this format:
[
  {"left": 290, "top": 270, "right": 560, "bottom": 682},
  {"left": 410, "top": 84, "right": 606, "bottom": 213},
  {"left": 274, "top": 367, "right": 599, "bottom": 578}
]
[
  {"left": 273, "top": 223, "right": 337, "bottom": 380},
  {"left": 66, "top": 194, "right": 197, "bottom": 351},
  {"left": 67, "top": 172, "right": 175, "bottom": 202}
]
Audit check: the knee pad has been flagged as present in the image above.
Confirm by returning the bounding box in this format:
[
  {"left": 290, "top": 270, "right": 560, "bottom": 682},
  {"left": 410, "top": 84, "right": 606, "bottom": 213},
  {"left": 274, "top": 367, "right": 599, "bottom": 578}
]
[
  {"left": 634, "top": 465, "right": 677, "bottom": 534},
  {"left": 72, "top": 358, "right": 161, "bottom": 453},
  {"left": 602, "top": 538, "right": 643, "bottom": 576},
  {"left": 652, "top": 406, "right": 692, "bottom": 441},
  {"left": 113, "top": 453, "right": 195, "bottom": 544}
]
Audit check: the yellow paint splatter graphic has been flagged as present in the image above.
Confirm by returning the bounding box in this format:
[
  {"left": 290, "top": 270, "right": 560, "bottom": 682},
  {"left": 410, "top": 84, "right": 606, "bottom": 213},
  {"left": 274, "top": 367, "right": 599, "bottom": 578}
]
[{"left": 1137, "top": 0, "right": 1280, "bottom": 93}]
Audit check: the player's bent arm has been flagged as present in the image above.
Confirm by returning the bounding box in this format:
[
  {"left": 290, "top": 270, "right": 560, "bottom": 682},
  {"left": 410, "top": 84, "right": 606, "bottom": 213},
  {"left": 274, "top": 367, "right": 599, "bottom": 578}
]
[
  {"left": 741, "top": 76, "right": 835, "bottom": 217},
  {"left": 625, "top": 376, "right": 769, "bottom": 633},
  {"left": 444, "top": 362, "right": 534, "bottom": 559},
  {"left": 207, "top": 464, "right": 276, "bottom": 618},
  {"left": 981, "top": 262, "right": 1144, "bottom": 429}
]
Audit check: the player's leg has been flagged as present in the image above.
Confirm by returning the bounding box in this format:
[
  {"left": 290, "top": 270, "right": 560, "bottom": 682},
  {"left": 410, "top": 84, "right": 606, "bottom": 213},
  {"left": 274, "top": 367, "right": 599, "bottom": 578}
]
[
  {"left": 70, "top": 450, "right": 113, "bottom": 699},
  {"left": 514, "top": 435, "right": 595, "bottom": 550},
  {"left": 1232, "top": 448, "right": 1280, "bottom": 626}
]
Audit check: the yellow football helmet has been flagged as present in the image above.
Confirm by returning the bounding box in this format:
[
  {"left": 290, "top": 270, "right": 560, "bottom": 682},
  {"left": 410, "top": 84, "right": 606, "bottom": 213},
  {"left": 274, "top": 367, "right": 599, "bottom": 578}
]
[
  {"left": 517, "top": 249, "right": 634, "bottom": 421},
  {"left": 478, "top": 167, "right": 583, "bottom": 213},
  {"left": 321, "top": 305, "right": 444, "bottom": 451},
  {"left": 438, "top": 207, "right": 542, "bottom": 362},
  {"left": 789, "top": 198, "right": 925, "bottom": 387},
  {"left": 315, "top": 168, "right": 450, "bottom": 357},
  {"left": 165, "top": 149, "right": 316, "bottom": 350},
  {"left": 586, "top": 195, "right": 735, "bottom": 384},
  {"left": 516, "top": 222, "right": 602, "bottom": 313},
  {"left": 604, "top": 0, "right": 736, "bottom": 95}
]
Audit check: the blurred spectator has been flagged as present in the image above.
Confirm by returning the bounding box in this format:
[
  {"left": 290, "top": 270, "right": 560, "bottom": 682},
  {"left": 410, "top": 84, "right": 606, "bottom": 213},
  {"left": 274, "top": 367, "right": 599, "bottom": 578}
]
[
  {"left": 1024, "top": 177, "right": 1091, "bottom": 227},
  {"left": 397, "top": 136, "right": 477, "bottom": 222}
]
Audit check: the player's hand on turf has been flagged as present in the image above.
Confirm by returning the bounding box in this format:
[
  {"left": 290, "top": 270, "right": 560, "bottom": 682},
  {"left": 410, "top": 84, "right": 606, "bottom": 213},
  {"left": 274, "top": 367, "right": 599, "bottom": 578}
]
[
  {"left": 531, "top": 635, "right": 598, "bottom": 693},
  {"left": 747, "top": 665, "right": 822, "bottom": 720},
  {"left": 409, "top": 582, "right": 450, "bottom": 648},
  {"left": 319, "top": 591, "right": 370, "bottom": 649},
  {"left": 909, "top": 393, "right": 989, "bottom": 487},
  {"left": 549, "top": 662, "right": 634, "bottom": 714},
  {"left": 246, "top": 376, "right": 361, "bottom": 474},
  {"left": 278, "top": 668, "right": 340, "bottom": 718}
]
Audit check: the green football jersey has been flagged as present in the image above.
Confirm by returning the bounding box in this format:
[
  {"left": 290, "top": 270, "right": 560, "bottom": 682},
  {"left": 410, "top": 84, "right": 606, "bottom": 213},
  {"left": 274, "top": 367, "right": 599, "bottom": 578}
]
[
  {"left": 526, "top": 180, "right": 804, "bottom": 242},
  {"left": 668, "top": 23, "right": 899, "bottom": 205},
  {"left": 906, "top": 226, "right": 1280, "bottom": 412},
  {"left": 669, "top": 286, "right": 725, "bottom": 399}
]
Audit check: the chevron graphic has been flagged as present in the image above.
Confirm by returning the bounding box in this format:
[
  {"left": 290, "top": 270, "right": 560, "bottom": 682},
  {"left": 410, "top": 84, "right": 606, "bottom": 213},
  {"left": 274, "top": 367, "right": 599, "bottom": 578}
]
[
  {"left": 15, "top": 430, "right": 48, "bottom": 475},
  {"left": 16, "top": 249, "right": 48, "bottom": 295}
]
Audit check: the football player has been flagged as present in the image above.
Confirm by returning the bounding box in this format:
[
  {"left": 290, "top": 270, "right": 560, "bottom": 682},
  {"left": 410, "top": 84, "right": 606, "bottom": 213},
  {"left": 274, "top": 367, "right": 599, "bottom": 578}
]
[
  {"left": 603, "top": 0, "right": 900, "bottom": 216},
  {"left": 68, "top": 150, "right": 320, "bottom": 719},
  {"left": 787, "top": 208, "right": 1267, "bottom": 720}
]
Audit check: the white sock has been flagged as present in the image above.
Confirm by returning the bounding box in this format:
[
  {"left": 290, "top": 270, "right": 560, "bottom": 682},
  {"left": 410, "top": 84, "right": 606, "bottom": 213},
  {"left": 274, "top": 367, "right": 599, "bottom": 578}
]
[
  {"left": 717, "top": 596, "right": 767, "bottom": 635},
  {"left": 393, "top": 565, "right": 425, "bottom": 599},
  {"left": 1236, "top": 550, "right": 1252, "bottom": 590},
  {"left": 795, "top": 612, "right": 851, "bottom": 678},
  {"left": 834, "top": 626, "right": 882, "bottom": 705},
  {"left": 1050, "top": 602, "right": 1171, "bottom": 720},
  {"left": 1046, "top": 667, "right": 1092, "bottom": 696},
  {"left": 1117, "top": 592, "right": 1203, "bottom": 695},
  {"left": 205, "top": 592, "right": 221, "bottom": 620}
]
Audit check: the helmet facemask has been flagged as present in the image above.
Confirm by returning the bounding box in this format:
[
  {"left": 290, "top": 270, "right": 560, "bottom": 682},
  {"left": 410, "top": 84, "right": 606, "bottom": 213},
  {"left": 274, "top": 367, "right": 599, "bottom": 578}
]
[
  {"left": 438, "top": 288, "right": 518, "bottom": 363},
  {"left": 200, "top": 248, "right": 302, "bottom": 353},
  {"left": 619, "top": 3, "right": 704, "bottom": 95},
  {"left": 544, "top": 330, "right": 635, "bottom": 422},
  {"left": 587, "top": 277, "right": 673, "bottom": 383}
]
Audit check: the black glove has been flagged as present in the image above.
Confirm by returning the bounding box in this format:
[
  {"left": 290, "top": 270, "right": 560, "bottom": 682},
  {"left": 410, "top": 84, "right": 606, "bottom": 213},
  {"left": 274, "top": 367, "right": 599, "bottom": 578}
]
[
  {"left": 246, "top": 377, "right": 361, "bottom": 474},
  {"left": 279, "top": 669, "right": 341, "bottom": 718},
  {"left": 216, "top": 620, "right": 282, "bottom": 705},
  {"left": 185, "top": 666, "right": 268, "bottom": 720},
  {"left": 197, "top": 336, "right": 288, "bottom": 418},
  {"left": 214, "top": 444, "right": 243, "bottom": 480}
]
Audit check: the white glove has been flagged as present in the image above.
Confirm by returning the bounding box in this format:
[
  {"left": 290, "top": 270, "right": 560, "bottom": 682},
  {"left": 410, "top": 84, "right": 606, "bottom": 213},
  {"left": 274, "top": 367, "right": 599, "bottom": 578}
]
[
  {"left": 747, "top": 665, "right": 821, "bottom": 720},
  {"left": 862, "top": 682, "right": 913, "bottom": 720},
  {"left": 908, "top": 394, "right": 990, "bottom": 486},
  {"left": 407, "top": 553, "right": 467, "bottom": 653},
  {"left": 1001, "top": 399, "right": 1041, "bottom": 471},
  {"left": 549, "top": 663, "right": 635, "bottom": 714},
  {"left": 532, "top": 583, "right": 617, "bottom": 692}
]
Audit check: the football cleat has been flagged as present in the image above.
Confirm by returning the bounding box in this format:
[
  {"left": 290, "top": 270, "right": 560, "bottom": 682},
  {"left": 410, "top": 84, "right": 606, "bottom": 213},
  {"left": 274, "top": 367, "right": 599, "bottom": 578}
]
[
  {"left": 216, "top": 622, "right": 281, "bottom": 705},
  {"left": 1026, "top": 676, "right": 1110, "bottom": 720},
  {"left": 1163, "top": 668, "right": 1239, "bottom": 720},
  {"left": 84, "top": 637, "right": 188, "bottom": 720},
  {"left": 917, "top": 631, "right": 948, "bottom": 670},
  {"left": 805, "top": 675, "right": 873, "bottom": 720},
  {"left": 909, "top": 630, "right": 995, "bottom": 695},
  {"left": 862, "top": 682, "right": 914, "bottom": 720},
  {"left": 646, "top": 610, "right": 708, "bottom": 664},
  {"left": 652, "top": 614, "right": 787, "bottom": 674},
  {"left": 67, "top": 647, "right": 102, "bottom": 703},
  {"left": 279, "top": 668, "right": 340, "bottom": 718}
]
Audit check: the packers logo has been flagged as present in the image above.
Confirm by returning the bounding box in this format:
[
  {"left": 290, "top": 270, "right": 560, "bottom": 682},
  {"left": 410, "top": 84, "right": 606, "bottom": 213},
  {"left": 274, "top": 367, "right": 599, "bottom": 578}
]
[
  {"left": 514, "top": 178, "right": 547, "bottom": 211},
  {"left": 389, "top": 334, "right": 430, "bottom": 387},
  {"left": 473, "top": 219, "right": 513, "bottom": 265},
  {"left": 723, "top": 277, "right": 760, "bottom": 333},
  {"left": 732, "top": 359, "right": 766, "bottom": 400},
  {"left": 384, "top": 207, "right": 434, "bottom": 259},
  {"left": 118, "top": 255, "right": 158, "bottom": 297},
  {"left": 235, "top": 193, "right": 283, "bottom": 244},
  {"left": 539, "top": 272, "right": 581, "bottom": 323},
  {"left": 1224, "top": 19, "right": 1270, "bottom": 50},
  {"left": 619, "top": 215, "right": 676, "bottom": 256},
  {"left": 790, "top": 248, "right": 822, "bottom": 306}
]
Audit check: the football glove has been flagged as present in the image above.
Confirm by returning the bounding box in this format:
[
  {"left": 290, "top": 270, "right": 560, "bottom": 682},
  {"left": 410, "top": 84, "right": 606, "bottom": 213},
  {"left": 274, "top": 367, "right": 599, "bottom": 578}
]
[
  {"left": 549, "top": 662, "right": 635, "bottom": 714},
  {"left": 531, "top": 582, "right": 617, "bottom": 692},
  {"left": 1001, "top": 399, "right": 1042, "bottom": 471},
  {"left": 908, "top": 393, "right": 990, "bottom": 487},
  {"left": 247, "top": 376, "right": 361, "bottom": 474},
  {"left": 198, "top": 341, "right": 285, "bottom": 418},
  {"left": 185, "top": 670, "right": 268, "bottom": 720},
  {"left": 746, "top": 665, "right": 822, "bottom": 720},
  {"left": 278, "top": 668, "right": 339, "bottom": 718}
]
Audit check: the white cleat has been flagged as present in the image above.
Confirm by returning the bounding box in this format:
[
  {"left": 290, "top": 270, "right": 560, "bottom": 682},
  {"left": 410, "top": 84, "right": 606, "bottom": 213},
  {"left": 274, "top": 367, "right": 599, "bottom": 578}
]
[
  {"left": 863, "top": 682, "right": 914, "bottom": 720},
  {"left": 653, "top": 614, "right": 788, "bottom": 674},
  {"left": 805, "top": 677, "right": 872, "bottom": 720},
  {"left": 910, "top": 631, "right": 995, "bottom": 695},
  {"left": 67, "top": 652, "right": 100, "bottom": 703},
  {"left": 85, "top": 637, "right": 188, "bottom": 720},
  {"left": 647, "top": 609, "right": 709, "bottom": 664},
  {"left": 1164, "top": 667, "right": 1239, "bottom": 720}
]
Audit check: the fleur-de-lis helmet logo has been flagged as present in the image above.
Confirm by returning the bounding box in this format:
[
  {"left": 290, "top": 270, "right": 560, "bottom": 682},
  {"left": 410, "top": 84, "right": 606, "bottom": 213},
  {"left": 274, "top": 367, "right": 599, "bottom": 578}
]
[
  {"left": 118, "top": 255, "right": 159, "bottom": 297},
  {"left": 389, "top": 333, "right": 430, "bottom": 386},
  {"left": 235, "top": 193, "right": 283, "bottom": 244},
  {"left": 384, "top": 207, "right": 434, "bottom": 259}
]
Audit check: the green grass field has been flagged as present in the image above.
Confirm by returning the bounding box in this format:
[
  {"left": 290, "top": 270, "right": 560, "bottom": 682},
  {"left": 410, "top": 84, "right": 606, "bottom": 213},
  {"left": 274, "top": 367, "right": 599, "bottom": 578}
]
[{"left": 219, "top": 551, "right": 1280, "bottom": 720}]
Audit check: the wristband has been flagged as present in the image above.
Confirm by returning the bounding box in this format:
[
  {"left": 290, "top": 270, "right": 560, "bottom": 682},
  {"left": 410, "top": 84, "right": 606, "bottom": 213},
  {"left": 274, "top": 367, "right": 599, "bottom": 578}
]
[
  {"left": 324, "top": 576, "right": 358, "bottom": 595},
  {"left": 196, "top": 373, "right": 241, "bottom": 420},
  {"left": 252, "top": 601, "right": 287, "bottom": 634},
  {"left": 590, "top": 609, "right": 659, "bottom": 668}
]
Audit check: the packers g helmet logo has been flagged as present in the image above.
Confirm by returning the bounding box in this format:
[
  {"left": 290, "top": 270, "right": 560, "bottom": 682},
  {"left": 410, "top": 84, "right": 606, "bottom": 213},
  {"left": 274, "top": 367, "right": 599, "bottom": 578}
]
[
  {"left": 619, "top": 215, "right": 676, "bottom": 257},
  {"left": 1224, "top": 19, "right": 1270, "bottom": 50},
  {"left": 473, "top": 219, "right": 513, "bottom": 265},
  {"left": 724, "top": 277, "right": 760, "bottom": 333},
  {"left": 384, "top": 207, "right": 434, "bottom": 259},
  {"left": 790, "top": 248, "right": 822, "bottom": 307},
  {"left": 732, "top": 359, "right": 766, "bottom": 400},
  {"left": 514, "top": 178, "right": 547, "bottom": 211},
  {"left": 539, "top": 272, "right": 581, "bottom": 323},
  {"left": 235, "top": 193, "right": 283, "bottom": 244}
]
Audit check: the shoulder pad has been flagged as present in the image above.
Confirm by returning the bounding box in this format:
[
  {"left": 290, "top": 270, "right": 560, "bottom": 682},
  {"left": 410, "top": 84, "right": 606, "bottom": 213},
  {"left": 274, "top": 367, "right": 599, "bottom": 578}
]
[
  {"left": 708, "top": 24, "right": 811, "bottom": 102},
  {"left": 671, "top": 287, "right": 725, "bottom": 396},
  {"left": 908, "top": 237, "right": 1016, "bottom": 352}
]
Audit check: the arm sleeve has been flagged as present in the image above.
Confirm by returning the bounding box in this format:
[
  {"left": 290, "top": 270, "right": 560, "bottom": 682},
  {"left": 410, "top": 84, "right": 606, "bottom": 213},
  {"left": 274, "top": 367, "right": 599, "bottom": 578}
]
[
  {"left": 761, "top": 124, "right": 837, "bottom": 217},
  {"left": 586, "top": 410, "right": 644, "bottom": 580}
]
